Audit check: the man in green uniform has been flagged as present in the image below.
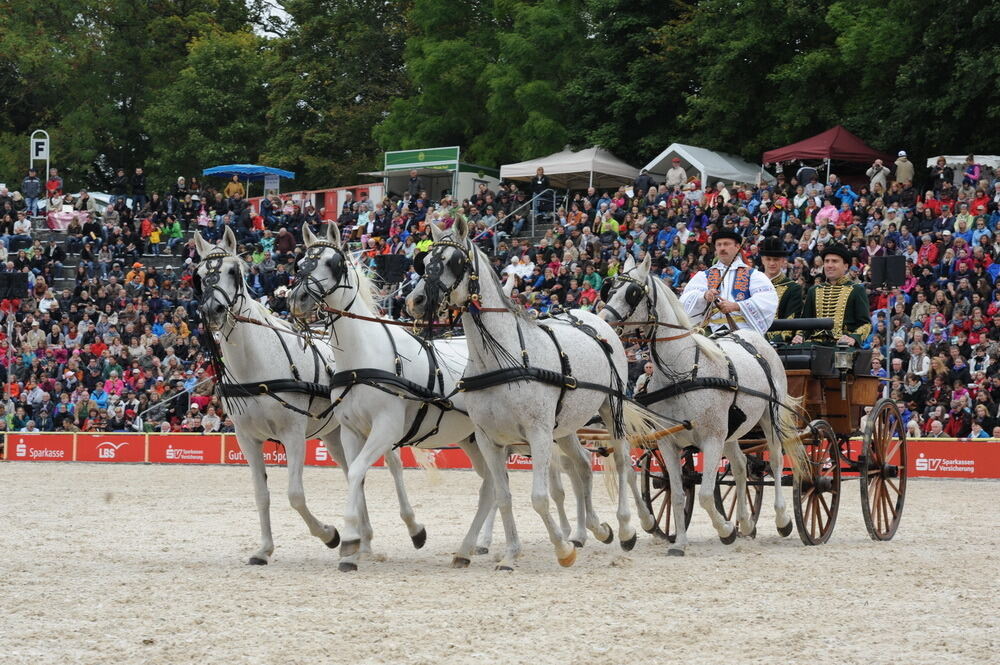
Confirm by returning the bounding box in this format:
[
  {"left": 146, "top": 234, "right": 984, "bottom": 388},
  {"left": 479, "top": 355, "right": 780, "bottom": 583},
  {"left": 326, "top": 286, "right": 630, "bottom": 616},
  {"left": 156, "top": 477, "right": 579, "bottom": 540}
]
[
  {"left": 792, "top": 244, "right": 871, "bottom": 347},
  {"left": 759, "top": 236, "right": 802, "bottom": 342}
]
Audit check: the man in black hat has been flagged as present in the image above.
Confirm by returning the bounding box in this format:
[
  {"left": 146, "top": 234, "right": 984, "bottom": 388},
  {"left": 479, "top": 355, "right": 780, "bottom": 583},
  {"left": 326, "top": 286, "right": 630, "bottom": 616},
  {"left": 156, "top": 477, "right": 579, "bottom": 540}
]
[
  {"left": 792, "top": 244, "right": 871, "bottom": 346},
  {"left": 759, "top": 236, "right": 803, "bottom": 343},
  {"left": 679, "top": 228, "right": 778, "bottom": 335}
]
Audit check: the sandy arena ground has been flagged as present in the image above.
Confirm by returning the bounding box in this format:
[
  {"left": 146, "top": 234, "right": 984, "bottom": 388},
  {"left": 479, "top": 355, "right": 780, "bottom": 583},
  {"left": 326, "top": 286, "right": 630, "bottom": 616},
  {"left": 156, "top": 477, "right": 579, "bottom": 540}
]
[{"left": 0, "top": 463, "right": 996, "bottom": 665}]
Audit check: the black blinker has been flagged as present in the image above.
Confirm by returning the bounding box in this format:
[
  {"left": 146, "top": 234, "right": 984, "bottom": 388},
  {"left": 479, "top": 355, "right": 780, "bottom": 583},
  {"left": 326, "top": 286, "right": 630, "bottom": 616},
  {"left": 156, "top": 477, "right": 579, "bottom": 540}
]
[
  {"left": 600, "top": 282, "right": 611, "bottom": 303},
  {"left": 413, "top": 251, "right": 427, "bottom": 276}
]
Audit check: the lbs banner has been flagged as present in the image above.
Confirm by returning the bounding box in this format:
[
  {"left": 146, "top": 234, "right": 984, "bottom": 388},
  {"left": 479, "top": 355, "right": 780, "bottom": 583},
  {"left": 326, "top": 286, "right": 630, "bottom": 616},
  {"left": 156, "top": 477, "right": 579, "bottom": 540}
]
[{"left": 3, "top": 433, "right": 1000, "bottom": 478}]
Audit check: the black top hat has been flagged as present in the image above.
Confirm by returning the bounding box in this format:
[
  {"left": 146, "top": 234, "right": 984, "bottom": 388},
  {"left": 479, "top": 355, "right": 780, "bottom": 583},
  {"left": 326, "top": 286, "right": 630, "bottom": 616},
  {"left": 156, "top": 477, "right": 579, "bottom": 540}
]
[
  {"left": 820, "top": 243, "right": 851, "bottom": 263},
  {"left": 711, "top": 228, "right": 743, "bottom": 245},
  {"left": 759, "top": 235, "right": 788, "bottom": 257}
]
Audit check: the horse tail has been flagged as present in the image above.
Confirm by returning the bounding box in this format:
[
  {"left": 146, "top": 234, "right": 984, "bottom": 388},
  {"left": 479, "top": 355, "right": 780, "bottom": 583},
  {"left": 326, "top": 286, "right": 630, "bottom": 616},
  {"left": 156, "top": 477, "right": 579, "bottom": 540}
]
[
  {"left": 778, "top": 394, "right": 809, "bottom": 483},
  {"left": 411, "top": 447, "right": 442, "bottom": 486}
]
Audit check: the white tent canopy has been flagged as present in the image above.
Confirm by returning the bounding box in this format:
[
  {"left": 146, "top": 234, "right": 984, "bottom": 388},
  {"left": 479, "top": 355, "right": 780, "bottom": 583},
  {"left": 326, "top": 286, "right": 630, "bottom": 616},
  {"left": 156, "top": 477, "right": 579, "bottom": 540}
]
[
  {"left": 500, "top": 146, "right": 638, "bottom": 189},
  {"left": 925, "top": 155, "right": 1000, "bottom": 169},
  {"left": 642, "top": 143, "right": 773, "bottom": 186}
]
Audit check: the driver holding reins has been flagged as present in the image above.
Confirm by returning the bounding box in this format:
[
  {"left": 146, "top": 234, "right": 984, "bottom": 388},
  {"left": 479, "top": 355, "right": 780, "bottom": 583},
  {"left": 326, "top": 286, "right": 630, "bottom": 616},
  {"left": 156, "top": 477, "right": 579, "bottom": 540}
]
[{"left": 679, "top": 227, "right": 778, "bottom": 336}]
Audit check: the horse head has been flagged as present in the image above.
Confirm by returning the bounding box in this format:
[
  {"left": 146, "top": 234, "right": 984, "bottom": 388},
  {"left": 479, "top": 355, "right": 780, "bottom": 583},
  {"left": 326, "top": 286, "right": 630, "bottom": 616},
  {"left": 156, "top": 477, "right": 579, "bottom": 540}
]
[{"left": 194, "top": 226, "right": 247, "bottom": 332}]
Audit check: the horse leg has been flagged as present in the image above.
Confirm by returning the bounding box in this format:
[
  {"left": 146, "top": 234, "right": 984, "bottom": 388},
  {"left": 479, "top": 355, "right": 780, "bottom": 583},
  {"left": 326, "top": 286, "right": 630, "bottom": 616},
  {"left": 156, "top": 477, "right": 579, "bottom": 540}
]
[
  {"left": 725, "top": 439, "right": 754, "bottom": 537},
  {"left": 326, "top": 432, "right": 374, "bottom": 555},
  {"left": 698, "top": 437, "right": 738, "bottom": 544},
  {"left": 762, "top": 409, "right": 793, "bottom": 536},
  {"left": 556, "top": 434, "right": 612, "bottom": 546},
  {"left": 475, "top": 505, "right": 496, "bottom": 555},
  {"left": 657, "top": 442, "right": 690, "bottom": 556},
  {"left": 236, "top": 434, "right": 273, "bottom": 565},
  {"left": 524, "top": 426, "right": 576, "bottom": 567},
  {"left": 338, "top": 424, "right": 398, "bottom": 571},
  {"left": 451, "top": 439, "right": 497, "bottom": 568},
  {"left": 477, "top": 428, "right": 521, "bottom": 570},
  {"left": 548, "top": 451, "right": 572, "bottom": 540},
  {"left": 283, "top": 433, "right": 340, "bottom": 548},
  {"left": 601, "top": 405, "right": 637, "bottom": 551},
  {"left": 628, "top": 456, "right": 656, "bottom": 533},
  {"left": 384, "top": 447, "right": 427, "bottom": 548}
]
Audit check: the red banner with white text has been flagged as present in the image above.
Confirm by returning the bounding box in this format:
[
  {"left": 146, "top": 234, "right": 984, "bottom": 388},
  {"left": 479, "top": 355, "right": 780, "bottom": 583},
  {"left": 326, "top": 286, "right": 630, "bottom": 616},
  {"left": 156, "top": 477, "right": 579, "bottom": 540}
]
[{"left": 3, "top": 433, "right": 1000, "bottom": 478}]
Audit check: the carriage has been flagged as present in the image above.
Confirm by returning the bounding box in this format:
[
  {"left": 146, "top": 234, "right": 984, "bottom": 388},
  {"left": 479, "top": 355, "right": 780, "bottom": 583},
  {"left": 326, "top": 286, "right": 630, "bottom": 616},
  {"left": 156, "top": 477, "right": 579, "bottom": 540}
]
[{"left": 633, "top": 319, "right": 908, "bottom": 546}]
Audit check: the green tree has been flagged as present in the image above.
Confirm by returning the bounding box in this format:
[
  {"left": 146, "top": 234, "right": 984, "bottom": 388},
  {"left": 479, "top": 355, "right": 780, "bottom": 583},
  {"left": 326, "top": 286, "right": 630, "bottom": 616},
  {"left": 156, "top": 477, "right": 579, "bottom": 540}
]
[
  {"left": 373, "top": 0, "right": 496, "bottom": 163},
  {"left": 142, "top": 31, "right": 272, "bottom": 188},
  {"left": 263, "top": 0, "right": 413, "bottom": 189},
  {"left": 566, "top": 0, "right": 684, "bottom": 165}
]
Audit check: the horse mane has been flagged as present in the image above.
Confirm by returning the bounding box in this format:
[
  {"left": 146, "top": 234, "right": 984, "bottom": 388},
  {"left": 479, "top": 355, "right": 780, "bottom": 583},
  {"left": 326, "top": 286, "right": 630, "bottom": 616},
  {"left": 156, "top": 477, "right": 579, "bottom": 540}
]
[
  {"left": 345, "top": 251, "right": 383, "bottom": 315},
  {"left": 468, "top": 240, "right": 534, "bottom": 323},
  {"left": 649, "top": 276, "right": 726, "bottom": 363}
]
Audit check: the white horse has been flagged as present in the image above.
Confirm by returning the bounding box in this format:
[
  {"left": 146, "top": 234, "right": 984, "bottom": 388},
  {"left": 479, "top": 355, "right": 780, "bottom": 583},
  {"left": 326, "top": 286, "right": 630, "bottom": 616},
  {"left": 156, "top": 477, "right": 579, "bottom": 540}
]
[
  {"left": 194, "top": 228, "right": 426, "bottom": 564},
  {"left": 405, "top": 216, "right": 660, "bottom": 570},
  {"left": 599, "top": 253, "right": 808, "bottom": 555},
  {"left": 287, "top": 223, "right": 613, "bottom": 571}
]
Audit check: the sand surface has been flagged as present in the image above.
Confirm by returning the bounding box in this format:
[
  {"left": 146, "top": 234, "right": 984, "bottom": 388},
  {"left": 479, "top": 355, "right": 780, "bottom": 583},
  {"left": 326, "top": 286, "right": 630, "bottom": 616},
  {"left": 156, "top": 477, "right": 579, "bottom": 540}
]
[{"left": 0, "top": 463, "right": 996, "bottom": 665}]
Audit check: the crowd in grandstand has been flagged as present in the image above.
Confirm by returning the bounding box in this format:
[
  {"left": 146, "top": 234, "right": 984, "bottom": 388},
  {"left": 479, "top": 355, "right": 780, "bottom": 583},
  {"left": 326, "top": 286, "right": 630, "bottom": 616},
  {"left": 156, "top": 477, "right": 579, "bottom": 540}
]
[{"left": 2, "top": 152, "right": 1000, "bottom": 439}]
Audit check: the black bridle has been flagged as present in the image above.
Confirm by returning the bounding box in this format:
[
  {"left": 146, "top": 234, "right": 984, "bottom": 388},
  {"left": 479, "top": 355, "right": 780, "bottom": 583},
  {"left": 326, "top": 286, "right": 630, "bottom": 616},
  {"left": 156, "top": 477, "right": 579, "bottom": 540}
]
[
  {"left": 600, "top": 272, "right": 649, "bottom": 326},
  {"left": 196, "top": 251, "right": 249, "bottom": 339},
  {"left": 292, "top": 241, "right": 356, "bottom": 327}
]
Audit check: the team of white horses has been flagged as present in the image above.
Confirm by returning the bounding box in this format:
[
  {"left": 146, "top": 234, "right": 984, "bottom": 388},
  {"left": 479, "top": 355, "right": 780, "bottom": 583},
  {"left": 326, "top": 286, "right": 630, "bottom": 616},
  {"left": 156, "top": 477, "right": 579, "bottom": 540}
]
[{"left": 195, "top": 220, "right": 807, "bottom": 570}]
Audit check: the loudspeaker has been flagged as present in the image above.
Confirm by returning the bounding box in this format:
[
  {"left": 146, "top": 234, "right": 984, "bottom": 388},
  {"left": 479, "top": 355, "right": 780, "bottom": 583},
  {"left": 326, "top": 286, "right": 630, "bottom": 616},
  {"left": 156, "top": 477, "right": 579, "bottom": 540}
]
[
  {"left": 8, "top": 237, "right": 32, "bottom": 254},
  {"left": 870, "top": 255, "right": 905, "bottom": 288},
  {"left": 0, "top": 272, "right": 29, "bottom": 299},
  {"left": 374, "top": 255, "right": 407, "bottom": 284}
]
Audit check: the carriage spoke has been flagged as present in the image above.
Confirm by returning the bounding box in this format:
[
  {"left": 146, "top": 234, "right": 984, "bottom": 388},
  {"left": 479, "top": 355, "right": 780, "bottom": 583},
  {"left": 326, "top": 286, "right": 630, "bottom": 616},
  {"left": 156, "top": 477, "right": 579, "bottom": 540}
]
[
  {"left": 885, "top": 476, "right": 899, "bottom": 495},
  {"left": 818, "top": 493, "right": 831, "bottom": 521},
  {"left": 885, "top": 438, "right": 903, "bottom": 463}
]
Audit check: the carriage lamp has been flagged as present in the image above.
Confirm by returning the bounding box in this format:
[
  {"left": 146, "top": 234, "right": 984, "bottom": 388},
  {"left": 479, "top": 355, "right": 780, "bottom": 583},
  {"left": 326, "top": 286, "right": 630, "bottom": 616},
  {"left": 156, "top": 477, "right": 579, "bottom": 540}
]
[{"left": 834, "top": 346, "right": 854, "bottom": 399}]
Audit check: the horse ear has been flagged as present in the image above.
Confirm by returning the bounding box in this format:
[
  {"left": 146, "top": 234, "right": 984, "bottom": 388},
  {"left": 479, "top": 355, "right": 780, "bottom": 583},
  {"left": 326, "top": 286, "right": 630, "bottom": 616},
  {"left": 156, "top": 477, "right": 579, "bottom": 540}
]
[
  {"left": 623, "top": 254, "right": 636, "bottom": 273},
  {"left": 221, "top": 226, "right": 237, "bottom": 255},
  {"left": 453, "top": 213, "right": 470, "bottom": 240},
  {"left": 326, "top": 222, "right": 342, "bottom": 249},
  {"left": 502, "top": 271, "right": 517, "bottom": 297},
  {"left": 638, "top": 252, "right": 652, "bottom": 277},
  {"left": 302, "top": 224, "right": 317, "bottom": 247},
  {"left": 428, "top": 221, "right": 444, "bottom": 242},
  {"left": 194, "top": 231, "right": 213, "bottom": 258}
]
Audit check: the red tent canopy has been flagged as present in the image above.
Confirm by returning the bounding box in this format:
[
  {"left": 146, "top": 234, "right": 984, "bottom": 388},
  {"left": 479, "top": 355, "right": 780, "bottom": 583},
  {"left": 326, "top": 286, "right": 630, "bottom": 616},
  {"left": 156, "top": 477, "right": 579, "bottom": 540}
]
[{"left": 762, "top": 125, "right": 892, "bottom": 164}]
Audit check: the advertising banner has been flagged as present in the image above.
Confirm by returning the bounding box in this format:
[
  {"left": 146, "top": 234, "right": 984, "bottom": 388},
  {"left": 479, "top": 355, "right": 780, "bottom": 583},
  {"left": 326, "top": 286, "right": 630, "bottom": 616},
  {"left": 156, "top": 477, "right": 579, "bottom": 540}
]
[
  {"left": 75, "top": 433, "right": 146, "bottom": 463},
  {"left": 305, "top": 438, "right": 339, "bottom": 467},
  {"left": 148, "top": 435, "right": 221, "bottom": 464},
  {"left": 909, "top": 439, "right": 1000, "bottom": 479},
  {"left": 222, "top": 437, "right": 288, "bottom": 466},
  {"left": 5, "top": 433, "right": 73, "bottom": 462}
]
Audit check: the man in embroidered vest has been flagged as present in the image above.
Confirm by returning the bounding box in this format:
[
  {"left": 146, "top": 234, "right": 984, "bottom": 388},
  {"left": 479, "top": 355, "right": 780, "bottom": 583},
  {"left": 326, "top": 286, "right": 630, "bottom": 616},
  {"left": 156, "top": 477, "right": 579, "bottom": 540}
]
[
  {"left": 792, "top": 244, "right": 871, "bottom": 347},
  {"left": 679, "top": 228, "right": 778, "bottom": 335},
  {"left": 759, "top": 235, "right": 803, "bottom": 342}
]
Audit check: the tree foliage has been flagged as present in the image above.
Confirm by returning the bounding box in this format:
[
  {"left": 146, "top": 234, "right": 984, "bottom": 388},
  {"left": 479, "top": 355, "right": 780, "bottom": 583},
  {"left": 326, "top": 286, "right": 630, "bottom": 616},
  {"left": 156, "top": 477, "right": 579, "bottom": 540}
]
[{"left": 3, "top": 0, "right": 1000, "bottom": 193}]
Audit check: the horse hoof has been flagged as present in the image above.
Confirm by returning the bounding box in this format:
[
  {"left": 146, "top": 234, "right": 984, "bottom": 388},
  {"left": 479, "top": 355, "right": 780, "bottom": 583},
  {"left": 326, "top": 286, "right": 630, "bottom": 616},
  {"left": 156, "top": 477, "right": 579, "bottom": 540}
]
[
  {"left": 557, "top": 546, "right": 577, "bottom": 568},
  {"left": 411, "top": 527, "right": 427, "bottom": 550},
  {"left": 720, "top": 526, "right": 738, "bottom": 545},
  {"left": 325, "top": 530, "right": 340, "bottom": 549},
  {"left": 247, "top": 556, "right": 268, "bottom": 566},
  {"left": 745, "top": 525, "right": 757, "bottom": 540},
  {"left": 777, "top": 520, "right": 793, "bottom": 537},
  {"left": 451, "top": 556, "right": 471, "bottom": 569},
  {"left": 598, "top": 523, "right": 614, "bottom": 544},
  {"left": 667, "top": 548, "right": 685, "bottom": 557},
  {"left": 338, "top": 561, "right": 358, "bottom": 573},
  {"left": 474, "top": 546, "right": 489, "bottom": 555},
  {"left": 570, "top": 539, "right": 584, "bottom": 549},
  {"left": 495, "top": 564, "right": 514, "bottom": 572},
  {"left": 620, "top": 533, "right": 637, "bottom": 552}
]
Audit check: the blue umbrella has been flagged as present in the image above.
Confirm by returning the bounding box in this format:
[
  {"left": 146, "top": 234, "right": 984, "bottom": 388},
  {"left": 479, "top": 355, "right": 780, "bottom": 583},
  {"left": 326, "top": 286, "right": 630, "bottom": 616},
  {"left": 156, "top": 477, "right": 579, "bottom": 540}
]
[{"left": 202, "top": 164, "right": 295, "bottom": 180}]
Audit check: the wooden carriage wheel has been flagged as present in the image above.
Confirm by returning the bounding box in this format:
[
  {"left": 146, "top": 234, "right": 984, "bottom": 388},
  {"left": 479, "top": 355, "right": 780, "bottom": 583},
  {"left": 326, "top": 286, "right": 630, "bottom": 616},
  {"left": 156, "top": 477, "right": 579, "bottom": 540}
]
[
  {"left": 860, "top": 399, "right": 907, "bottom": 541},
  {"left": 640, "top": 448, "right": 694, "bottom": 543},
  {"left": 713, "top": 453, "right": 764, "bottom": 532},
  {"left": 793, "top": 419, "right": 842, "bottom": 545}
]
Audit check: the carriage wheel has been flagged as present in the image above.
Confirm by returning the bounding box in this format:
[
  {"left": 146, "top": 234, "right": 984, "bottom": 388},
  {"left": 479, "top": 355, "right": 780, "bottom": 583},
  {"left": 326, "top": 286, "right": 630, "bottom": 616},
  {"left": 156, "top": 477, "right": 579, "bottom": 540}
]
[
  {"left": 793, "top": 419, "right": 841, "bottom": 545},
  {"left": 640, "top": 449, "right": 694, "bottom": 543},
  {"left": 861, "top": 399, "right": 907, "bottom": 541},
  {"left": 713, "top": 453, "right": 764, "bottom": 529}
]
